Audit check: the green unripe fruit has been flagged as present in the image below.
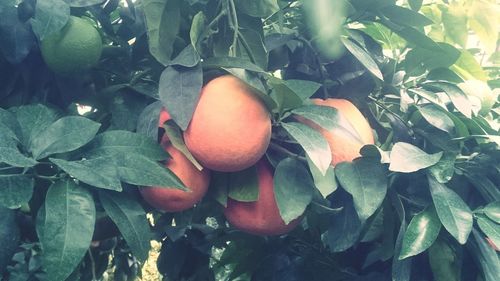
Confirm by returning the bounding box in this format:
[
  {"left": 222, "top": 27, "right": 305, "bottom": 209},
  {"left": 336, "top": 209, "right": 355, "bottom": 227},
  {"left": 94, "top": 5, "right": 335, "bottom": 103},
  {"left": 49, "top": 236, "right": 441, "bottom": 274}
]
[{"left": 40, "top": 16, "right": 102, "bottom": 75}]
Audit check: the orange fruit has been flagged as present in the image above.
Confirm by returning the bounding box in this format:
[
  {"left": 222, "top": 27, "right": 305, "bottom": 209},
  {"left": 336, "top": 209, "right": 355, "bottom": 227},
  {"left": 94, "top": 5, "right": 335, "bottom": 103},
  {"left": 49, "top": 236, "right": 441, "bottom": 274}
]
[
  {"left": 223, "top": 159, "right": 302, "bottom": 235},
  {"left": 183, "top": 75, "right": 271, "bottom": 172},
  {"left": 140, "top": 135, "right": 211, "bottom": 212}
]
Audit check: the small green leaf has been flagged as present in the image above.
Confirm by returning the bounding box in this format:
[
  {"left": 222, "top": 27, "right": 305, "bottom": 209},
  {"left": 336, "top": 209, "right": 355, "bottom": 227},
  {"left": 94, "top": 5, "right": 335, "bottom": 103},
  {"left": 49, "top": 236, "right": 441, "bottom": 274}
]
[
  {"left": 335, "top": 158, "right": 387, "bottom": 221},
  {"left": 477, "top": 215, "right": 500, "bottom": 251},
  {"left": 190, "top": 11, "right": 206, "bottom": 51},
  {"left": 389, "top": 142, "right": 443, "bottom": 173},
  {"left": 341, "top": 37, "right": 383, "bottom": 80},
  {"left": 159, "top": 65, "right": 203, "bottom": 131},
  {"left": 234, "top": 0, "right": 279, "bottom": 18},
  {"left": 483, "top": 201, "right": 500, "bottom": 223},
  {"left": 84, "top": 130, "right": 168, "bottom": 160},
  {"left": 428, "top": 175, "right": 472, "bottom": 244},
  {"left": 399, "top": 207, "right": 441, "bottom": 259},
  {"left": 50, "top": 157, "right": 122, "bottom": 191},
  {"left": 163, "top": 121, "right": 203, "bottom": 170},
  {"left": 0, "top": 174, "right": 34, "bottom": 209},
  {"left": 282, "top": 122, "right": 332, "bottom": 175},
  {"left": 99, "top": 191, "right": 152, "bottom": 263},
  {"left": 37, "top": 180, "right": 95, "bottom": 281},
  {"left": 306, "top": 156, "right": 337, "bottom": 198},
  {"left": 274, "top": 158, "right": 314, "bottom": 224},
  {"left": 418, "top": 104, "right": 455, "bottom": 133},
  {"left": 227, "top": 166, "right": 259, "bottom": 202},
  {"left": 30, "top": 116, "right": 100, "bottom": 160}
]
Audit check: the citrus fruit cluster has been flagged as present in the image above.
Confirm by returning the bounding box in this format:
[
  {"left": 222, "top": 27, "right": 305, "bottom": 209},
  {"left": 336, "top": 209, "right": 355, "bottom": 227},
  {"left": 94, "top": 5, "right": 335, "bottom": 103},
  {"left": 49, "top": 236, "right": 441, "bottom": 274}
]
[{"left": 140, "top": 75, "right": 374, "bottom": 235}]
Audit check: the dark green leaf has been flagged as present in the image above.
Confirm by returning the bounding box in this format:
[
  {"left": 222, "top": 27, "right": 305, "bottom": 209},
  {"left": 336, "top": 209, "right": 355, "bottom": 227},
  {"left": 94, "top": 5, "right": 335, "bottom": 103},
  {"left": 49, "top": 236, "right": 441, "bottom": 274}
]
[
  {"left": 167, "top": 45, "right": 200, "bottom": 67},
  {"left": 274, "top": 158, "right": 314, "bottom": 224},
  {"left": 380, "top": 5, "right": 433, "bottom": 26},
  {"left": 282, "top": 122, "right": 331, "bottom": 175},
  {"left": 0, "top": 3, "right": 36, "bottom": 63},
  {"left": 428, "top": 238, "right": 461, "bottom": 281},
  {"left": 428, "top": 152, "right": 456, "bottom": 183},
  {"left": 143, "top": 0, "right": 180, "bottom": 65},
  {"left": 50, "top": 157, "right": 121, "bottom": 191},
  {"left": 306, "top": 156, "right": 337, "bottom": 197},
  {"left": 392, "top": 214, "right": 411, "bottom": 281},
  {"left": 389, "top": 142, "right": 443, "bottom": 173},
  {"left": 227, "top": 166, "right": 259, "bottom": 202},
  {"left": 0, "top": 205, "right": 20, "bottom": 272},
  {"left": 386, "top": 23, "right": 440, "bottom": 50},
  {"left": 11, "top": 104, "right": 59, "bottom": 150},
  {"left": 282, "top": 80, "right": 321, "bottom": 100},
  {"left": 341, "top": 37, "right": 383, "bottom": 80},
  {"left": 399, "top": 207, "right": 441, "bottom": 259},
  {"left": 234, "top": 0, "right": 279, "bottom": 18},
  {"left": 359, "top": 144, "right": 390, "bottom": 163},
  {"left": 423, "top": 81, "right": 472, "bottom": 118},
  {"left": 0, "top": 174, "right": 34, "bottom": 209},
  {"left": 84, "top": 130, "right": 168, "bottom": 160},
  {"left": 30, "top": 0, "right": 70, "bottom": 41},
  {"left": 238, "top": 28, "right": 268, "bottom": 70},
  {"left": 136, "top": 101, "right": 163, "bottom": 141},
  {"left": 428, "top": 175, "right": 472, "bottom": 244},
  {"left": 163, "top": 121, "right": 203, "bottom": 170},
  {"left": 64, "top": 0, "right": 106, "bottom": 7},
  {"left": 111, "top": 153, "right": 185, "bottom": 189},
  {"left": 418, "top": 104, "right": 455, "bottom": 133},
  {"left": 335, "top": 158, "right": 387, "bottom": 221},
  {"left": 190, "top": 11, "right": 206, "bottom": 51},
  {"left": 202, "top": 57, "right": 265, "bottom": 72},
  {"left": 404, "top": 43, "right": 460, "bottom": 71},
  {"left": 159, "top": 65, "right": 203, "bottom": 131},
  {"left": 476, "top": 215, "right": 500, "bottom": 251},
  {"left": 30, "top": 116, "right": 100, "bottom": 160},
  {"left": 470, "top": 229, "right": 500, "bottom": 281},
  {"left": 0, "top": 135, "right": 37, "bottom": 167},
  {"left": 99, "top": 191, "right": 151, "bottom": 262},
  {"left": 409, "top": 0, "right": 423, "bottom": 11},
  {"left": 37, "top": 180, "right": 95, "bottom": 281},
  {"left": 0, "top": 108, "right": 21, "bottom": 141},
  {"left": 269, "top": 77, "right": 304, "bottom": 111},
  {"left": 483, "top": 202, "right": 500, "bottom": 223}
]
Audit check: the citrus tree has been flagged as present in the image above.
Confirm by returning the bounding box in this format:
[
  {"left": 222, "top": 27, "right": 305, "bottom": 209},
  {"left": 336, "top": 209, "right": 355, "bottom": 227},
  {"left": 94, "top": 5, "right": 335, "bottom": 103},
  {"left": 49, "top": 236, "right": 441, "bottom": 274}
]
[{"left": 0, "top": 0, "right": 499, "bottom": 280}]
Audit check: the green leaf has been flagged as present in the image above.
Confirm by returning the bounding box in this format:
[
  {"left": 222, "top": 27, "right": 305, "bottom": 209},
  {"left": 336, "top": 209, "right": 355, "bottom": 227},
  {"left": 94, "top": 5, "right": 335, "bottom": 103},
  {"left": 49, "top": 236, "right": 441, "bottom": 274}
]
[
  {"left": 428, "top": 152, "right": 456, "bottom": 183},
  {"left": 37, "top": 180, "right": 95, "bottom": 281},
  {"left": 63, "top": 0, "right": 105, "bottom": 7},
  {"left": 234, "top": 0, "right": 279, "bottom": 18},
  {"left": 0, "top": 174, "right": 34, "bottom": 209},
  {"left": 282, "top": 122, "right": 332, "bottom": 175},
  {"left": 143, "top": 0, "right": 180, "bottom": 65},
  {"left": 441, "top": 3, "right": 468, "bottom": 47},
  {"left": 99, "top": 191, "right": 151, "bottom": 263},
  {"left": 399, "top": 207, "right": 441, "bottom": 259},
  {"left": 269, "top": 77, "right": 304, "bottom": 112},
  {"left": 136, "top": 101, "right": 163, "bottom": 141},
  {"left": 84, "top": 130, "right": 168, "bottom": 160},
  {"left": 428, "top": 238, "right": 461, "bottom": 281},
  {"left": 404, "top": 43, "right": 460, "bottom": 71},
  {"left": 190, "top": 11, "right": 206, "bottom": 51},
  {"left": 477, "top": 215, "right": 500, "bottom": 251},
  {"left": 282, "top": 80, "right": 321, "bottom": 100},
  {"left": 423, "top": 81, "right": 472, "bottom": 118},
  {"left": 470, "top": 229, "right": 500, "bottom": 281},
  {"left": 380, "top": 5, "right": 433, "bottom": 26},
  {"left": 428, "top": 175, "right": 473, "bottom": 244},
  {"left": 386, "top": 24, "right": 440, "bottom": 50},
  {"left": 163, "top": 121, "right": 203, "bottom": 170},
  {"left": 111, "top": 153, "right": 185, "bottom": 189},
  {"left": 0, "top": 205, "right": 20, "bottom": 273},
  {"left": 159, "top": 65, "right": 203, "bottom": 131},
  {"left": 306, "top": 156, "right": 337, "bottom": 198},
  {"left": 335, "top": 158, "right": 387, "bottom": 221},
  {"left": 202, "top": 57, "right": 265, "bottom": 72},
  {"left": 50, "top": 157, "right": 121, "bottom": 191},
  {"left": 11, "top": 104, "right": 59, "bottom": 149},
  {"left": 167, "top": 44, "right": 200, "bottom": 67},
  {"left": 389, "top": 142, "right": 443, "bottom": 173},
  {"left": 30, "top": 116, "right": 100, "bottom": 160},
  {"left": 341, "top": 37, "right": 383, "bottom": 80},
  {"left": 0, "top": 135, "right": 37, "bottom": 167},
  {"left": 30, "top": 0, "right": 70, "bottom": 41},
  {"left": 227, "top": 166, "right": 259, "bottom": 202},
  {"left": 452, "top": 50, "right": 488, "bottom": 81},
  {"left": 273, "top": 158, "right": 314, "bottom": 224},
  {"left": 418, "top": 104, "right": 455, "bottom": 133},
  {"left": 483, "top": 201, "right": 500, "bottom": 223},
  {"left": 409, "top": 0, "right": 423, "bottom": 11},
  {"left": 0, "top": 108, "right": 21, "bottom": 141},
  {"left": 468, "top": 0, "right": 498, "bottom": 53}
]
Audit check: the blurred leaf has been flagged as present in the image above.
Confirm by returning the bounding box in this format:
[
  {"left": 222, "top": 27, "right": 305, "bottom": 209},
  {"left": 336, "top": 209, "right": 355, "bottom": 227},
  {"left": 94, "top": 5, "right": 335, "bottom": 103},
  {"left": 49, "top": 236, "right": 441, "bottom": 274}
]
[
  {"left": 30, "top": 0, "right": 70, "bottom": 41},
  {"left": 387, "top": 24, "right": 440, "bottom": 50},
  {"left": 389, "top": 142, "right": 443, "bottom": 173},
  {"left": 143, "top": 0, "right": 180, "bottom": 65},
  {"left": 470, "top": 228, "right": 500, "bottom": 281},
  {"left": 0, "top": 205, "right": 20, "bottom": 273},
  {"left": 64, "top": 0, "right": 106, "bottom": 7},
  {"left": 306, "top": 156, "right": 337, "bottom": 197},
  {"left": 418, "top": 104, "right": 455, "bottom": 133},
  {"left": 37, "top": 180, "right": 95, "bottom": 281},
  {"left": 0, "top": 174, "right": 34, "bottom": 209},
  {"left": 30, "top": 116, "right": 100, "bottom": 160},
  {"left": 404, "top": 43, "right": 460, "bottom": 71},
  {"left": 274, "top": 158, "right": 314, "bottom": 224},
  {"left": 399, "top": 207, "right": 441, "bottom": 259},
  {"left": 428, "top": 238, "right": 461, "bottom": 281},
  {"left": 341, "top": 37, "right": 383, "bottom": 80},
  {"left": 335, "top": 158, "right": 387, "bottom": 221},
  {"left": 282, "top": 122, "right": 332, "bottom": 175},
  {"left": 159, "top": 65, "right": 203, "bottom": 131},
  {"left": 99, "top": 191, "right": 151, "bottom": 263},
  {"left": 234, "top": 0, "right": 279, "bottom": 18},
  {"left": 423, "top": 81, "right": 472, "bottom": 118},
  {"left": 428, "top": 175, "right": 472, "bottom": 244},
  {"left": 476, "top": 215, "right": 500, "bottom": 251},
  {"left": 84, "top": 130, "right": 168, "bottom": 161},
  {"left": 441, "top": 2, "right": 468, "bottom": 47},
  {"left": 409, "top": 0, "right": 423, "bottom": 11},
  {"left": 380, "top": 5, "right": 433, "bottom": 26},
  {"left": 468, "top": 0, "right": 498, "bottom": 53},
  {"left": 452, "top": 50, "right": 488, "bottom": 81},
  {"left": 483, "top": 202, "right": 500, "bottom": 223},
  {"left": 50, "top": 157, "right": 122, "bottom": 191}
]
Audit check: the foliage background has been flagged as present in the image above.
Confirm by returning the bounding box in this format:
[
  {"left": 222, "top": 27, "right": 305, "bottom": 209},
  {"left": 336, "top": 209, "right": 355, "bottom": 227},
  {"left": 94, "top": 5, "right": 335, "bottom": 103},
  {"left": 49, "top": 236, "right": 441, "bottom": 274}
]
[{"left": 0, "top": 0, "right": 499, "bottom": 280}]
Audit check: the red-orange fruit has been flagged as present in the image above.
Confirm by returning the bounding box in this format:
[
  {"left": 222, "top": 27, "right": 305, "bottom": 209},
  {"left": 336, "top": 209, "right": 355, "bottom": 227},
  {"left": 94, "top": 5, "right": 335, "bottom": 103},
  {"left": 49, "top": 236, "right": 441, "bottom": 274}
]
[
  {"left": 158, "top": 107, "right": 170, "bottom": 127},
  {"left": 299, "top": 98, "right": 374, "bottom": 165},
  {"left": 183, "top": 75, "right": 272, "bottom": 172},
  {"left": 140, "top": 135, "right": 211, "bottom": 212},
  {"left": 223, "top": 159, "right": 302, "bottom": 235}
]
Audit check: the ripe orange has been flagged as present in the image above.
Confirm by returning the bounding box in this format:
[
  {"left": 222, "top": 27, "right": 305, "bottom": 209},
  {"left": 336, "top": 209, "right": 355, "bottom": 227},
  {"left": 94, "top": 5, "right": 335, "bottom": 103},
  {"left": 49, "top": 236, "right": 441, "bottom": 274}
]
[
  {"left": 183, "top": 75, "right": 272, "bottom": 172},
  {"left": 223, "top": 159, "right": 302, "bottom": 235}
]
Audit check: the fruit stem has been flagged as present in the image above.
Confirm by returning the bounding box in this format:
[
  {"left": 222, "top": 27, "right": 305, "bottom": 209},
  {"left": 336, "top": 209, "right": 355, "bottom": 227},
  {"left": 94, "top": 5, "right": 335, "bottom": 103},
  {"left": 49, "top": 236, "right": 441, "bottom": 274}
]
[{"left": 227, "top": 0, "right": 239, "bottom": 56}]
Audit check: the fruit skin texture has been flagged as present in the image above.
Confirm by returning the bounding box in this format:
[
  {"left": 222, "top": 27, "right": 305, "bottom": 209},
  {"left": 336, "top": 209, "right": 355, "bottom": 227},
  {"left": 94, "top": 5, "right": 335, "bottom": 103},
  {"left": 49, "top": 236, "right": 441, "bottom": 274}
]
[
  {"left": 299, "top": 98, "right": 374, "bottom": 166},
  {"left": 40, "top": 16, "right": 102, "bottom": 75},
  {"left": 140, "top": 135, "right": 211, "bottom": 212},
  {"left": 223, "top": 160, "right": 302, "bottom": 236},
  {"left": 183, "top": 75, "right": 272, "bottom": 172}
]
